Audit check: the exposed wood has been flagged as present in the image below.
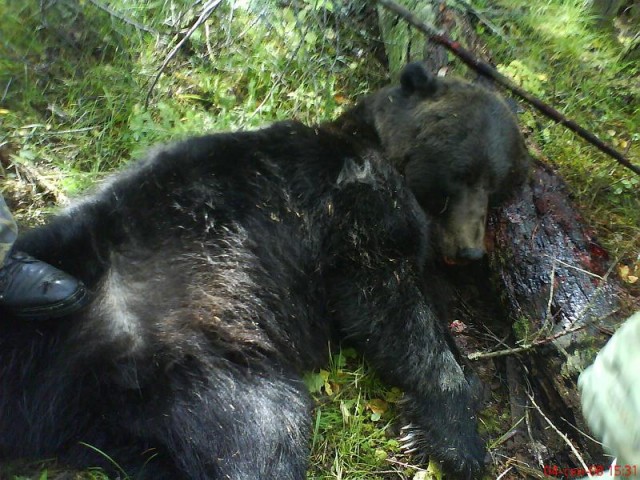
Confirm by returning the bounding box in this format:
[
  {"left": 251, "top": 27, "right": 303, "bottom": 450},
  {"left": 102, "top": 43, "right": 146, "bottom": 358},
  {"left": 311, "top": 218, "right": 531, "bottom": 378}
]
[
  {"left": 487, "top": 159, "right": 629, "bottom": 465},
  {"left": 376, "top": 0, "right": 445, "bottom": 75},
  {"left": 488, "top": 160, "right": 621, "bottom": 335}
]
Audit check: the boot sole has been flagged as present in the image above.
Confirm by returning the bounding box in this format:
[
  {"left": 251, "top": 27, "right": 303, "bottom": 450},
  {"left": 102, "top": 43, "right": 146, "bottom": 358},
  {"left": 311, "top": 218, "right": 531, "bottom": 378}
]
[{"left": 6, "top": 285, "right": 89, "bottom": 320}]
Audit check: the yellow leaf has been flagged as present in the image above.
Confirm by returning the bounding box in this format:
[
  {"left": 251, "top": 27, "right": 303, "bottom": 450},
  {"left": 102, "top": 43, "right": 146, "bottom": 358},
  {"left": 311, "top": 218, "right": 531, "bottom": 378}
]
[
  {"left": 619, "top": 265, "right": 639, "bottom": 284},
  {"left": 324, "top": 381, "right": 333, "bottom": 395},
  {"left": 318, "top": 369, "right": 334, "bottom": 395},
  {"left": 619, "top": 265, "right": 630, "bottom": 279},
  {"left": 366, "top": 398, "right": 388, "bottom": 415},
  {"left": 0, "top": 108, "right": 10, "bottom": 115}
]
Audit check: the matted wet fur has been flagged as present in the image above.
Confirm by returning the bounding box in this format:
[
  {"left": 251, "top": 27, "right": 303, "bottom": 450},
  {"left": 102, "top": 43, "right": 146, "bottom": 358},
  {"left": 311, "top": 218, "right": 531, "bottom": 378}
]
[{"left": 0, "top": 63, "right": 529, "bottom": 479}]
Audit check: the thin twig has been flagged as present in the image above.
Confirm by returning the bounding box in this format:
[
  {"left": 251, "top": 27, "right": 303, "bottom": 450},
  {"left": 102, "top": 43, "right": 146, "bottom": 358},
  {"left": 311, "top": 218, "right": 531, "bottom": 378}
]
[
  {"left": 468, "top": 321, "right": 590, "bottom": 361},
  {"left": 248, "top": 20, "right": 310, "bottom": 119},
  {"left": 562, "top": 416, "right": 606, "bottom": 448},
  {"left": 38, "top": 126, "right": 98, "bottom": 136},
  {"left": 86, "top": 0, "right": 159, "bottom": 35},
  {"left": 385, "top": 457, "right": 427, "bottom": 471},
  {"left": 376, "top": 0, "right": 640, "bottom": 176},
  {"left": 496, "top": 466, "right": 513, "bottom": 480},
  {"left": 526, "top": 392, "right": 593, "bottom": 479},
  {"left": 1, "top": 78, "right": 12, "bottom": 104},
  {"left": 544, "top": 255, "right": 605, "bottom": 280},
  {"left": 544, "top": 258, "right": 557, "bottom": 329},
  {"left": 145, "top": 0, "right": 223, "bottom": 107},
  {"left": 452, "top": 0, "right": 512, "bottom": 45},
  {"left": 524, "top": 405, "right": 544, "bottom": 468},
  {"left": 7, "top": 125, "right": 98, "bottom": 136}
]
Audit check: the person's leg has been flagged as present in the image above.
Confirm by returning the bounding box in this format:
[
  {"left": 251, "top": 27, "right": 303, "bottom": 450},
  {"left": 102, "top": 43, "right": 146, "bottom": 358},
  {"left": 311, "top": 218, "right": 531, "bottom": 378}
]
[{"left": 0, "top": 193, "right": 88, "bottom": 319}]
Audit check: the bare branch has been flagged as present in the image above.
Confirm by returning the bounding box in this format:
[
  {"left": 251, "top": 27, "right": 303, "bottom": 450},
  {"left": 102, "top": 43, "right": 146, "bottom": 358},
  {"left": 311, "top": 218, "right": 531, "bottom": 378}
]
[
  {"left": 526, "top": 392, "right": 594, "bottom": 479},
  {"left": 468, "top": 322, "right": 589, "bottom": 361},
  {"left": 145, "top": 0, "right": 224, "bottom": 107},
  {"left": 86, "top": 0, "right": 160, "bottom": 35}
]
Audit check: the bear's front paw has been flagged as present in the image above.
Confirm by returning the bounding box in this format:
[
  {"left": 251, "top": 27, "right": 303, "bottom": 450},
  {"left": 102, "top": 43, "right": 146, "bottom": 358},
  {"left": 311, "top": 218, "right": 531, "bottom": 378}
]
[{"left": 399, "top": 422, "right": 486, "bottom": 479}]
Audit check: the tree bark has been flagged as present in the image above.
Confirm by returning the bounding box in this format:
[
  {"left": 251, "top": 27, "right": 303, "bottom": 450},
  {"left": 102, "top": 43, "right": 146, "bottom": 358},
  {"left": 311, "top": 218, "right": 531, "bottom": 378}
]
[
  {"left": 376, "top": 0, "right": 446, "bottom": 76},
  {"left": 486, "top": 159, "right": 627, "bottom": 467}
]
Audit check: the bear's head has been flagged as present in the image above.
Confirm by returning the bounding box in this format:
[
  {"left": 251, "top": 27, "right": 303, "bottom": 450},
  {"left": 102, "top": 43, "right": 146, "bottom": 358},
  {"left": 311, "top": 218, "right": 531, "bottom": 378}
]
[{"left": 365, "top": 62, "right": 530, "bottom": 263}]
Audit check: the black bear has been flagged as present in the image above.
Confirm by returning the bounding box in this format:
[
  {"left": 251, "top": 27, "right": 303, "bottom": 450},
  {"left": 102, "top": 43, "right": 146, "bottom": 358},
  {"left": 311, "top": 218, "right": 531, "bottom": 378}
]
[
  {"left": 0, "top": 63, "right": 529, "bottom": 479},
  {"left": 368, "top": 63, "right": 529, "bottom": 262}
]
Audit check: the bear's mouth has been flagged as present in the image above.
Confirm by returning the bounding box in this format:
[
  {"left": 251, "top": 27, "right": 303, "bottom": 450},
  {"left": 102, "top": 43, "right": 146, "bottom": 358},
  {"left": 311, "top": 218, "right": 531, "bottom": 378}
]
[{"left": 442, "top": 256, "right": 472, "bottom": 266}]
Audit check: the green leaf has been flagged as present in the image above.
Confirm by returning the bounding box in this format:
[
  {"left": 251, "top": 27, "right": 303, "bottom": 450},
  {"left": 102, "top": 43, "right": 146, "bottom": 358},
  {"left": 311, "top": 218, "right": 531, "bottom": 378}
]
[{"left": 304, "top": 371, "right": 325, "bottom": 393}]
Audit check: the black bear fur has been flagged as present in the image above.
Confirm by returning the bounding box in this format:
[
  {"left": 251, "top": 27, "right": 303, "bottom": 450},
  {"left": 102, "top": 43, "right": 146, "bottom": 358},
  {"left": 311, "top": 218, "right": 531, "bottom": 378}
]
[{"left": 0, "top": 63, "right": 529, "bottom": 479}]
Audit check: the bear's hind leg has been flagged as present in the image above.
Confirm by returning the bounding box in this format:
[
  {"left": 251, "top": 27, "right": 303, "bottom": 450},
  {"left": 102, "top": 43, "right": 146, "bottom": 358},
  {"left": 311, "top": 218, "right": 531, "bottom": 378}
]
[{"left": 146, "top": 366, "right": 313, "bottom": 480}]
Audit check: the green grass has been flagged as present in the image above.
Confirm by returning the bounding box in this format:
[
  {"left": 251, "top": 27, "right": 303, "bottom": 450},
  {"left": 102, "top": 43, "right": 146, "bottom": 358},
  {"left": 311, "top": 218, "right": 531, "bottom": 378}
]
[
  {"left": 305, "top": 349, "right": 416, "bottom": 479},
  {"left": 1, "top": 0, "right": 386, "bottom": 209},
  {"left": 1, "top": 0, "right": 638, "bottom": 479}
]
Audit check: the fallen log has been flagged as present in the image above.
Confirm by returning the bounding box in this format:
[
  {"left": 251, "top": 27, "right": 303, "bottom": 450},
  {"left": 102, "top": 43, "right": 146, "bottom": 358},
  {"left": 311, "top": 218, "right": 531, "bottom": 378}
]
[{"left": 485, "top": 159, "right": 627, "bottom": 471}]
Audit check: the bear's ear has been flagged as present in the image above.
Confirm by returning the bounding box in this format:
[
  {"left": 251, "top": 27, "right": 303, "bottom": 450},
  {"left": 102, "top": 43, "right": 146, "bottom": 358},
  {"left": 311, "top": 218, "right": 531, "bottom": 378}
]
[{"left": 400, "top": 62, "right": 437, "bottom": 97}]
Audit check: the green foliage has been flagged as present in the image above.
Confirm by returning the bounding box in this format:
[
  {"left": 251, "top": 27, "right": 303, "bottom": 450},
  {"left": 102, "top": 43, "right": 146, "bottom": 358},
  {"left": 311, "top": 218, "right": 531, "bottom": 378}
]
[
  {"left": 306, "top": 349, "right": 415, "bottom": 479},
  {"left": 497, "top": 60, "right": 547, "bottom": 97},
  {"left": 512, "top": 315, "right": 532, "bottom": 343},
  {"left": 1, "top": 0, "right": 385, "bottom": 218}
]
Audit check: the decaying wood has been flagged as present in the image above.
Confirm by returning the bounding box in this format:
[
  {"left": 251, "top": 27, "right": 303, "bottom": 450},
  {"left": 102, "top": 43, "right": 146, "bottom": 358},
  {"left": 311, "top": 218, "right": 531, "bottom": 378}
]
[
  {"left": 488, "top": 160, "right": 621, "bottom": 335},
  {"left": 486, "top": 159, "right": 628, "bottom": 468}
]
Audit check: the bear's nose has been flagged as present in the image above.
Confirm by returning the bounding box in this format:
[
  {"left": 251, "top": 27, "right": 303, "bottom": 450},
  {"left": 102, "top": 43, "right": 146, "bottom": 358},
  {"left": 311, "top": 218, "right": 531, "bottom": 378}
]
[{"left": 457, "top": 248, "right": 485, "bottom": 262}]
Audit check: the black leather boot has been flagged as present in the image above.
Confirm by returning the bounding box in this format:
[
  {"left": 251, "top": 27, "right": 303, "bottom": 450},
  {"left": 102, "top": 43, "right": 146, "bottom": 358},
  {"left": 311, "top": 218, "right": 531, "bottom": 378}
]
[{"left": 0, "top": 251, "right": 88, "bottom": 320}]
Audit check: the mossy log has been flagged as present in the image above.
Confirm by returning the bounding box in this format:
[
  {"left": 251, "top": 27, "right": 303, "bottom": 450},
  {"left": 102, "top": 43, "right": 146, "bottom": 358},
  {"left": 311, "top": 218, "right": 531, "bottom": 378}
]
[{"left": 486, "top": 160, "right": 626, "bottom": 467}]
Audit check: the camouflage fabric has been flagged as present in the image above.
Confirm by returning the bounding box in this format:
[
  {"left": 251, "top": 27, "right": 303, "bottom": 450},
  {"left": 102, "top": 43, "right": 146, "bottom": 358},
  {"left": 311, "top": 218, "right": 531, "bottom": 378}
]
[{"left": 0, "top": 193, "right": 18, "bottom": 264}]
